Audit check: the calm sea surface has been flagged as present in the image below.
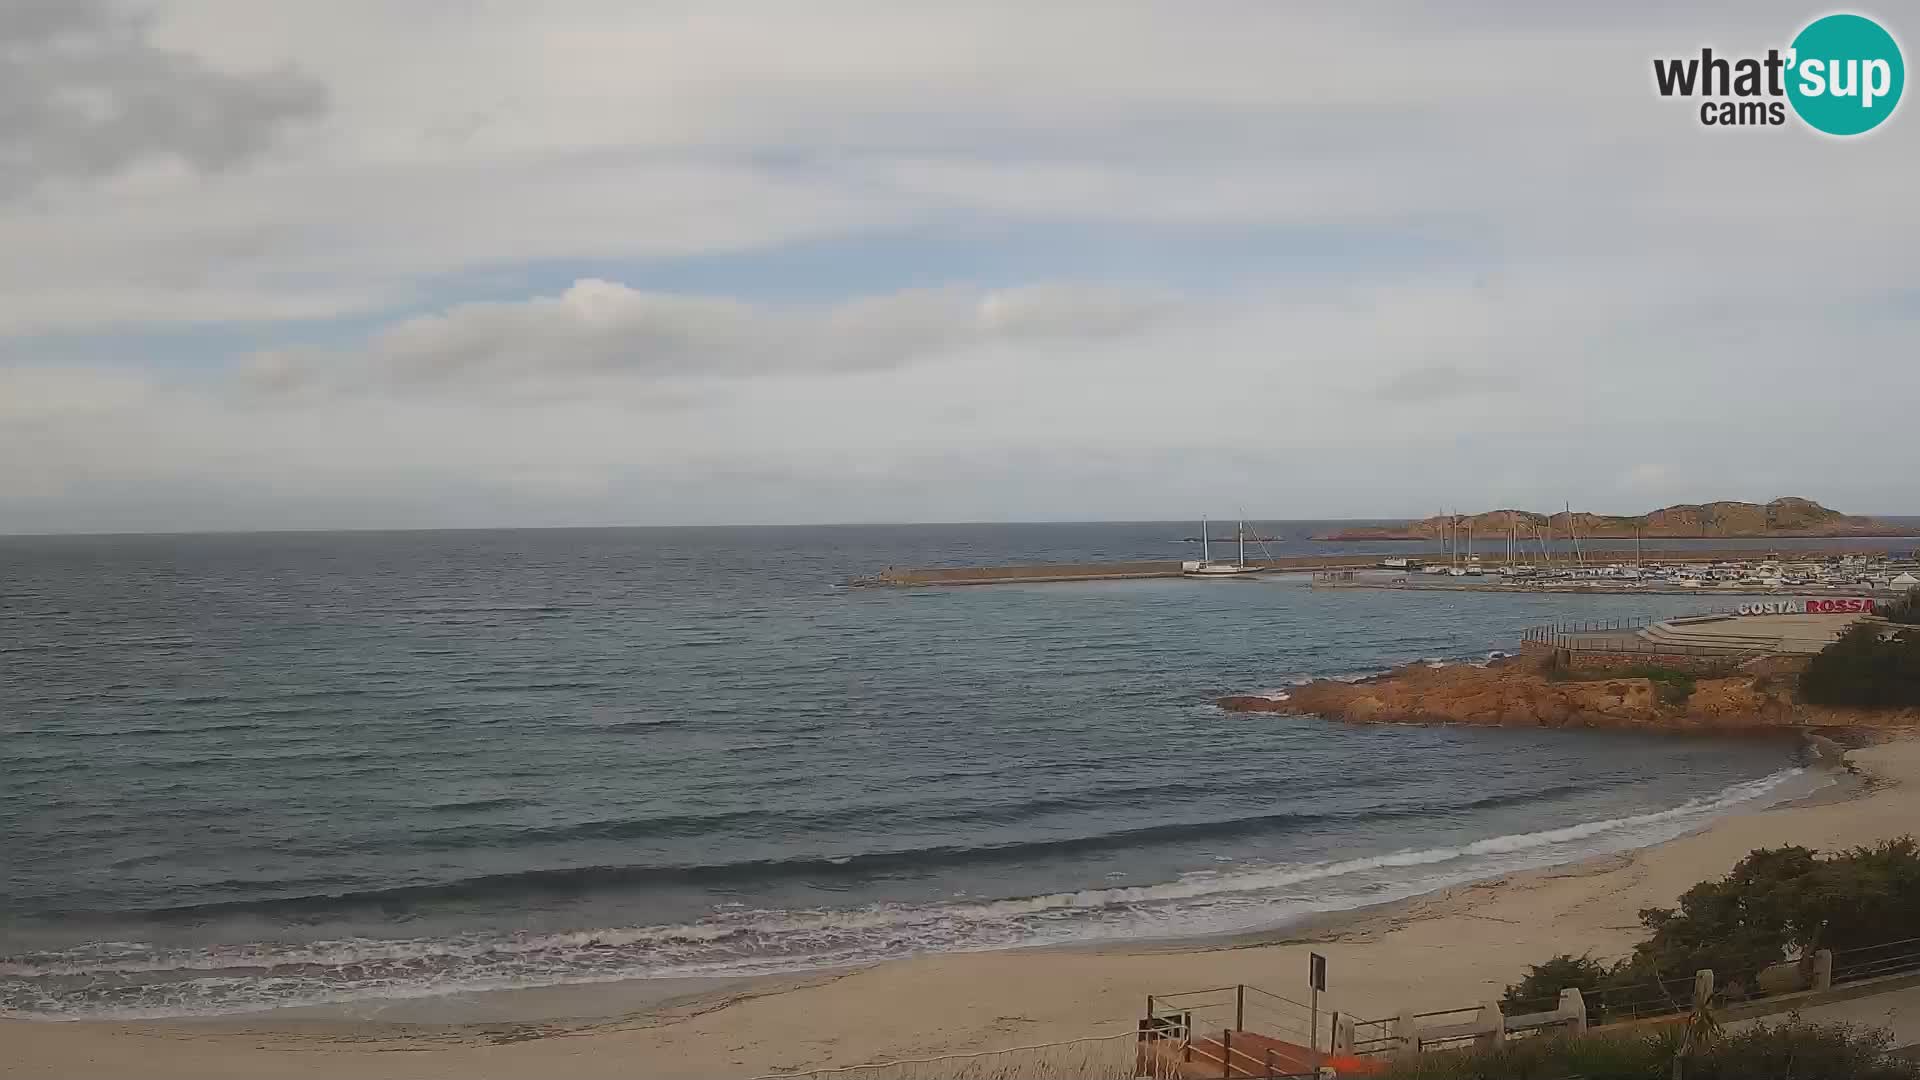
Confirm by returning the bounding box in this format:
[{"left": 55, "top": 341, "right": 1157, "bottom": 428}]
[{"left": 5, "top": 522, "right": 1913, "bottom": 1018}]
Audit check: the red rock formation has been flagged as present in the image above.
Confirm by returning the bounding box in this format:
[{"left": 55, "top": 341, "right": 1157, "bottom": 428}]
[{"left": 1215, "top": 653, "right": 1917, "bottom": 732}]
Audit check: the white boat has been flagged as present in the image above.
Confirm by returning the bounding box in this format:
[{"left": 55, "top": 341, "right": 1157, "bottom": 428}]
[{"left": 1183, "top": 515, "right": 1266, "bottom": 577}]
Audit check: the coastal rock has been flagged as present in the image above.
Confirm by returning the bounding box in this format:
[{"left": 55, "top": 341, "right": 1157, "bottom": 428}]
[{"left": 1219, "top": 655, "right": 1827, "bottom": 732}]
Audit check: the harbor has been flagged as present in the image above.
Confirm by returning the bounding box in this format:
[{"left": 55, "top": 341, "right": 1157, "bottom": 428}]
[
  {"left": 852, "top": 547, "right": 1920, "bottom": 591},
  {"left": 1313, "top": 550, "right": 1920, "bottom": 597}
]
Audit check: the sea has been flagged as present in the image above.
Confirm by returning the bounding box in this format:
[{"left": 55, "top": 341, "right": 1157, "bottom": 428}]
[{"left": 3, "top": 521, "right": 1916, "bottom": 1020}]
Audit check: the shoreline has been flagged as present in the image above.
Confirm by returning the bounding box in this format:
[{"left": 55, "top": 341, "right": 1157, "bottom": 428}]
[{"left": 10, "top": 732, "right": 1915, "bottom": 1080}]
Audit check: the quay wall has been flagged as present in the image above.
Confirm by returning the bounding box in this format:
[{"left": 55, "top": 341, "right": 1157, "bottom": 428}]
[
  {"left": 861, "top": 554, "right": 1392, "bottom": 587},
  {"left": 1564, "top": 650, "right": 1759, "bottom": 675},
  {"left": 1518, "top": 641, "right": 1752, "bottom": 674}
]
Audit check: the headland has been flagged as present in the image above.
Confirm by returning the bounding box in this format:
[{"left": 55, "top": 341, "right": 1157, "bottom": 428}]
[
  {"left": 1314, "top": 497, "right": 1907, "bottom": 541},
  {"left": 1219, "top": 646, "right": 1919, "bottom": 733}
]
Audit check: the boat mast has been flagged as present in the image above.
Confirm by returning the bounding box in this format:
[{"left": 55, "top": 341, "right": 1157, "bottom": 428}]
[
  {"left": 1237, "top": 518, "right": 1246, "bottom": 568},
  {"left": 1567, "top": 500, "right": 1585, "bottom": 567},
  {"left": 1202, "top": 515, "right": 1210, "bottom": 564}
]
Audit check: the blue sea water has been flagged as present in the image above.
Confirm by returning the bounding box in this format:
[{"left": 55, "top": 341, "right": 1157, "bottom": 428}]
[{"left": 3, "top": 521, "right": 1908, "bottom": 1019}]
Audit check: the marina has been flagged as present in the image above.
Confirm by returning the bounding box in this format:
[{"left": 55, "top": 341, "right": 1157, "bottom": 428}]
[
  {"left": 854, "top": 547, "right": 1920, "bottom": 591},
  {"left": 1316, "top": 550, "right": 1920, "bottom": 597}
]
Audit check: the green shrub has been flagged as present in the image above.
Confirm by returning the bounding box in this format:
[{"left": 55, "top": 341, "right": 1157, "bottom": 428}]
[
  {"left": 1798, "top": 623, "right": 1920, "bottom": 707},
  {"left": 1501, "top": 953, "right": 1609, "bottom": 1024},
  {"left": 1880, "top": 586, "right": 1920, "bottom": 626},
  {"left": 1547, "top": 665, "right": 1698, "bottom": 705},
  {"left": 1692, "top": 1019, "right": 1918, "bottom": 1079},
  {"left": 1371, "top": 1020, "right": 1920, "bottom": 1079},
  {"left": 1501, "top": 839, "right": 1920, "bottom": 1015},
  {"left": 1629, "top": 845, "right": 1822, "bottom": 989}
]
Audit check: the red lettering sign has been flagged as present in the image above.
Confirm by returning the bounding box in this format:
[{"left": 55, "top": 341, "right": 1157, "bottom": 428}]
[{"left": 1807, "top": 598, "right": 1871, "bottom": 614}]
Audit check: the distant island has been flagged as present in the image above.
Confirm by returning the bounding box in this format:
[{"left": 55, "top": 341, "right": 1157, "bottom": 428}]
[{"left": 1313, "top": 497, "right": 1908, "bottom": 541}]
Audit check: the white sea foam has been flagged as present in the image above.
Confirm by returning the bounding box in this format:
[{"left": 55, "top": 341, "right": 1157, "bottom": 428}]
[{"left": 0, "top": 766, "right": 1826, "bottom": 1020}]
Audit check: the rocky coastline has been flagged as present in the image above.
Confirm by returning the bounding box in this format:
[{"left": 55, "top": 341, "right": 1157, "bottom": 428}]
[{"left": 1218, "top": 651, "right": 1920, "bottom": 733}]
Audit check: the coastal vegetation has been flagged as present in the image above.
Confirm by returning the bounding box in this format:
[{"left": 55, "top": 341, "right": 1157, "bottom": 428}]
[
  {"left": 1502, "top": 839, "right": 1920, "bottom": 1022},
  {"left": 1372, "top": 1020, "right": 1920, "bottom": 1079},
  {"left": 1546, "top": 664, "right": 1698, "bottom": 707},
  {"left": 1881, "top": 586, "right": 1920, "bottom": 626},
  {"left": 1798, "top": 621, "right": 1920, "bottom": 707}
]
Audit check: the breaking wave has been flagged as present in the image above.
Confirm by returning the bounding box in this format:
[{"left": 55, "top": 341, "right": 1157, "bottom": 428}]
[{"left": 1, "top": 767, "right": 1821, "bottom": 1020}]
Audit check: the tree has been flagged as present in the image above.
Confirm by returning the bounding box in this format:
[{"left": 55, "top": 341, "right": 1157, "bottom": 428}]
[
  {"left": 1799, "top": 623, "right": 1920, "bottom": 708},
  {"left": 1506, "top": 839, "right": 1920, "bottom": 1016},
  {"left": 1502, "top": 953, "right": 1609, "bottom": 1022},
  {"left": 1798, "top": 837, "right": 1920, "bottom": 955},
  {"left": 1880, "top": 586, "right": 1920, "bottom": 626},
  {"left": 1630, "top": 845, "right": 1821, "bottom": 989}
]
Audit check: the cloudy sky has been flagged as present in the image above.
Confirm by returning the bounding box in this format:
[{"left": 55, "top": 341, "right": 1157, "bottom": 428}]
[{"left": 2, "top": 1, "right": 1914, "bottom": 533}]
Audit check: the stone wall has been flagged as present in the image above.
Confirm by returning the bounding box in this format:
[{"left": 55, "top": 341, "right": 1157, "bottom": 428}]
[{"left": 1520, "top": 637, "right": 1765, "bottom": 675}]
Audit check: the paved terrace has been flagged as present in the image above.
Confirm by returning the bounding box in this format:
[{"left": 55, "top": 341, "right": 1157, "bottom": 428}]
[{"left": 1637, "top": 612, "right": 1870, "bottom": 655}]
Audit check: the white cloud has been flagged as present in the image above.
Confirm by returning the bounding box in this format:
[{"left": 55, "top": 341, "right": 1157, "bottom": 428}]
[
  {"left": 2, "top": 1, "right": 1917, "bottom": 530},
  {"left": 238, "top": 279, "right": 1179, "bottom": 397}
]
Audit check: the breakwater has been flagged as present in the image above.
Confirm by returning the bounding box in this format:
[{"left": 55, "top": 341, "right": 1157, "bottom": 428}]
[{"left": 850, "top": 553, "right": 1404, "bottom": 587}]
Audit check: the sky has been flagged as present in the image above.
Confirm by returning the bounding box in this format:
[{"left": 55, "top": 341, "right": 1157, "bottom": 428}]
[{"left": 1, "top": 0, "right": 1915, "bottom": 533}]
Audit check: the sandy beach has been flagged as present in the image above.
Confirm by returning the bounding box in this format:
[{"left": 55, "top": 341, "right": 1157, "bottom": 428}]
[{"left": 8, "top": 731, "right": 1918, "bottom": 1080}]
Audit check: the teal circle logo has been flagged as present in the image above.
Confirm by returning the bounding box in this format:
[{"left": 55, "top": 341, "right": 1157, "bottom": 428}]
[{"left": 1786, "top": 13, "right": 1904, "bottom": 135}]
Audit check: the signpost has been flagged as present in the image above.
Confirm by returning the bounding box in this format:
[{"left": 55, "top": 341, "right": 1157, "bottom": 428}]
[{"left": 1309, "top": 952, "right": 1327, "bottom": 1052}]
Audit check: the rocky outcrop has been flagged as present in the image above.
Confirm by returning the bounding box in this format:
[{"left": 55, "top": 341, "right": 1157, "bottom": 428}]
[
  {"left": 1215, "top": 653, "right": 1915, "bottom": 732},
  {"left": 1313, "top": 498, "right": 1902, "bottom": 541}
]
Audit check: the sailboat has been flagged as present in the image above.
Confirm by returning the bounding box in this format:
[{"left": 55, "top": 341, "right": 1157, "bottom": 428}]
[{"left": 1183, "top": 515, "right": 1266, "bottom": 577}]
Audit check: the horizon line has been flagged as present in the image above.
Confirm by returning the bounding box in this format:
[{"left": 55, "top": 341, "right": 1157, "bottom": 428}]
[{"left": 6, "top": 512, "right": 1920, "bottom": 542}]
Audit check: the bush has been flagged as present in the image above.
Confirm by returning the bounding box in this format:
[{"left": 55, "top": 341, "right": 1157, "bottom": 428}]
[
  {"left": 1371, "top": 1020, "right": 1919, "bottom": 1080},
  {"left": 1501, "top": 953, "right": 1609, "bottom": 1023},
  {"left": 1502, "top": 839, "right": 1920, "bottom": 1015},
  {"left": 1798, "top": 623, "right": 1920, "bottom": 708},
  {"left": 1547, "top": 665, "right": 1697, "bottom": 706},
  {"left": 1880, "top": 586, "right": 1920, "bottom": 626},
  {"left": 1693, "top": 1019, "right": 1917, "bottom": 1080},
  {"left": 1629, "top": 845, "right": 1823, "bottom": 989}
]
